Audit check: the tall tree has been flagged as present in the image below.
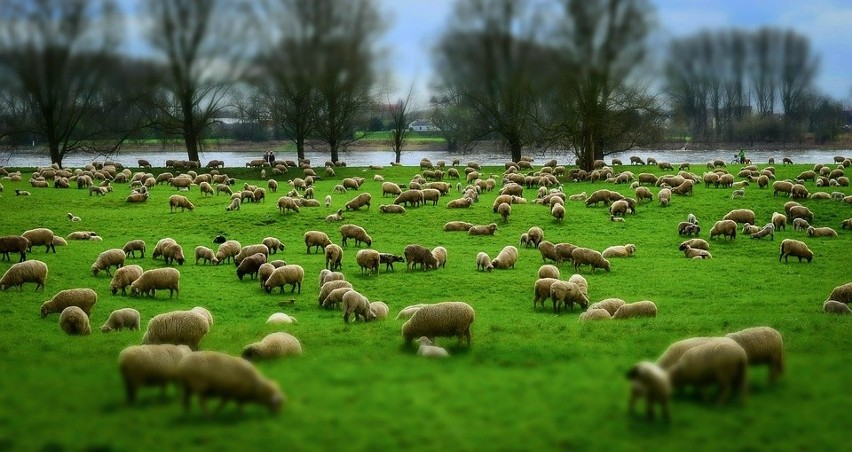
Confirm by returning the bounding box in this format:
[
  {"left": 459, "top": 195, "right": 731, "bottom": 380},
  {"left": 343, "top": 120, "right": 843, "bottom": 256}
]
[
  {"left": 0, "top": 0, "right": 124, "bottom": 167},
  {"left": 429, "top": 91, "right": 481, "bottom": 153},
  {"left": 386, "top": 84, "right": 415, "bottom": 164}
]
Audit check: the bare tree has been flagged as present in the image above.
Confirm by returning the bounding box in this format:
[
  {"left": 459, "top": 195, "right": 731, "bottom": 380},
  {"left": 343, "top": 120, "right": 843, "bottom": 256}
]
[
  {"left": 429, "top": 91, "right": 481, "bottom": 153},
  {"left": 386, "top": 84, "right": 415, "bottom": 164},
  {"left": 0, "top": 0, "right": 126, "bottom": 167}
]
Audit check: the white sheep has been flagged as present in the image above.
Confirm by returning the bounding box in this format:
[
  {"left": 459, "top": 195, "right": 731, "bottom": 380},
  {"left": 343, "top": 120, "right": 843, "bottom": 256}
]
[
  {"left": 370, "top": 301, "right": 390, "bottom": 319},
  {"left": 578, "top": 309, "right": 612, "bottom": 321},
  {"left": 601, "top": 244, "right": 636, "bottom": 258},
  {"left": 40, "top": 288, "right": 97, "bottom": 318},
  {"left": 118, "top": 344, "right": 192, "bottom": 403},
  {"left": 826, "top": 282, "right": 852, "bottom": 304},
  {"left": 537, "top": 264, "right": 560, "bottom": 279},
  {"left": 91, "top": 248, "right": 126, "bottom": 276},
  {"left": 567, "top": 274, "right": 588, "bottom": 298},
  {"left": 109, "top": 265, "right": 143, "bottom": 295},
  {"left": 779, "top": 239, "right": 813, "bottom": 263},
  {"left": 725, "top": 326, "right": 784, "bottom": 384},
  {"left": 417, "top": 336, "right": 450, "bottom": 358},
  {"left": 101, "top": 308, "right": 141, "bottom": 332},
  {"left": 59, "top": 306, "right": 91, "bottom": 335},
  {"left": 475, "top": 252, "right": 493, "bottom": 272},
  {"left": 21, "top": 228, "right": 56, "bottom": 254},
  {"left": 667, "top": 337, "right": 749, "bottom": 404},
  {"left": 571, "top": 247, "right": 611, "bottom": 273},
  {"left": 317, "top": 280, "right": 353, "bottom": 306},
  {"left": 242, "top": 332, "right": 302, "bottom": 360},
  {"left": 342, "top": 290, "right": 376, "bottom": 323},
  {"left": 401, "top": 302, "right": 474, "bottom": 347},
  {"left": 587, "top": 298, "right": 624, "bottom": 316},
  {"left": 491, "top": 246, "right": 518, "bottom": 270},
  {"left": 431, "top": 246, "right": 448, "bottom": 269},
  {"left": 194, "top": 246, "right": 219, "bottom": 265},
  {"left": 0, "top": 259, "right": 48, "bottom": 291},
  {"left": 267, "top": 312, "right": 298, "bottom": 324},
  {"left": 550, "top": 280, "right": 589, "bottom": 313},
  {"left": 626, "top": 361, "right": 671, "bottom": 422},
  {"left": 396, "top": 304, "right": 427, "bottom": 320},
  {"left": 130, "top": 268, "right": 181, "bottom": 298},
  {"left": 264, "top": 265, "right": 304, "bottom": 294},
  {"left": 612, "top": 301, "right": 657, "bottom": 319},
  {"left": 142, "top": 310, "right": 210, "bottom": 350}
]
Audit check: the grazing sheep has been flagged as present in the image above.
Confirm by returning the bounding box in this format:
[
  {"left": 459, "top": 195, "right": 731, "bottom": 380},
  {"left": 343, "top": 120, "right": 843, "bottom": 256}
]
[
  {"left": 321, "top": 287, "right": 354, "bottom": 309},
  {"left": 550, "top": 280, "right": 589, "bottom": 313},
  {"left": 771, "top": 212, "right": 787, "bottom": 231},
  {"left": 539, "top": 240, "right": 564, "bottom": 264},
  {"left": 551, "top": 203, "right": 565, "bottom": 222},
  {"left": 404, "top": 244, "right": 439, "bottom": 271},
  {"left": 788, "top": 205, "right": 814, "bottom": 223},
  {"left": 317, "top": 280, "right": 353, "bottom": 306},
  {"left": 742, "top": 223, "right": 761, "bottom": 235},
  {"left": 21, "top": 228, "right": 56, "bottom": 254},
  {"left": 370, "top": 301, "right": 390, "bottom": 319},
  {"left": 101, "top": 308, "right": 141, "bottom": 332},
  {"left": 242, "top": 332, "right": 302, "bottom": 360},
  {"left": 655, "top": 337, "right": 717, "bottom": 370},
  {"left": 612, "top": 301, "right": 657, "bottom": 319},
  {"left": 59, "top": 306, "right": 91, "bottom": 335},
  {"left": 142, "top": 310, "right": 210, "bottom": 351},
  {"left": 355, "top": 249, "right": 380, "bottom": 275},
  {"left": 216, "top": 240, "right": 241, "bottom": 264},
  {"left": 109, "top": 264, "right": 143, "bottom": 296},
  {"left": 394, "top": 189, "right": 424, "bottom": 207},
  {"left": 380, "top": 204, "right": 406, "bottom": 213},
  {"left": 381, "top": 182, "right": 402, "bottom": 197},
  {"left": 324, "top": 195, "right": 332, "bottom": 207},
  {"left": 667, "top": 337, "right": 748, "bottom": 404},
  {"left": 680, "top": 239, "right": 709, "bottom": 251},
  {"left": 264, "top": 265, "right": 304, "bottom": 294},
  {"left": 323, "top": 243, "right": 343, "bottom": 271},
  {"left": 538, "top": 264, "right": 560, "bottom": 279},
  {"left": 443, "top": 221, "right": 474, "bottom": 232},
  {"left": 339, "top": 224, "right": 373, "bottom": 247},
  {"left": 194, "top": 246, "right": 218, "bottom": 265},
  {"left": 304, "top": 231, "right": 332, "bottom": 253},
  {"left": 826, "top": 282, "right": 852, "bottom": 304},
  {"left": 91, "top": 248, "right": 126, "bottom": 276},
  {"left": 750, "top": 224, "right": 775, "bottom": 240},
  {"left": 677, "top": 222, "right": 701, "bottom": 236},
  {"left": 176, "top": 351, "right": 284, "bottom": 414},
  {"left": 345, "top": 193, "right": 372, "bottom": 210},
  {"left": 0, "top": 235, "right": 29, "bottom": 262},
  {"left": 401, "top": 301, "right": 475, "bottom": 347},
  {"left": 0, "top": 260, "right": 48, "bottom": 291},
  {"left": 571, "top": 248, "right": 611, "bottom": 273},
  {"left": 709, "top": 220, "right": 737, "bottom": 240},
  {"left": 122, "top": 240, "right": 146, "bottom": 258},
  {"left": 725, "top": 327, "right": 784, "bottom": 384},
  {"left": 609, "top": 199, "right": 631, "bottom": 217},
  {"left": 602, "top": 244, "right": 636, "bottom": 258},
  {"left": 679, "top": 244, "right": 712, "bottom": 259},
  {"left": 779, "top": 239, "right": 813, "bottom": 263},
  {"left": 276, "top": 196, "right": 300, "bottom": 213},
  {"left": 168, "top": 194, "right": 195, "bottom": 212},
  {"left": 588, "top": 298, "right": 624, "bottom": 316},
  {"left": 532, "top": 278, "right": 559, "bottom": 311},
  {"left": 476, "top": 252, "right": 494, "bottom": 272},
  {"left": 130, "top": 268, "right": 181, "bottom": 298},
  {"left": 579, "top": 308, "right": 612, "bottom": 321},
  {"left": 823, "top": 300, "right": 851, "bottom": 314},
  {"left": 396, "top": 304, "right": 427, "bottom": 320},
  {"left": 468, "top": 223, "right": 498, "bottom": 236},
  {"left": 236, "top": 253, "right": 267, "bottom": 280},
  {"left": 792, "top": 218, "right": 811, "bottom": 231},
  {"left": 118, "top": 344, "right": 192, "bottom": 403},
  {"left": 378, "top": 253, "right": 405, "bottom": 271},
  {"left": 40, "top": 288, "right": 97, "bottom": 319},
  {"left": 807, "top": 226, "right": 838, "bottom": 238},
  {"left": 342, "top": 290, "right": 376, "bottom": 323},
  {"left": 491, "top": 246, "right": 519, "bottom": 270},
  {"left": 267, "top": 313, "right": 298, "bottom": 324},
  {"left": 431, "top": 246, "right": 448, "bottom": 269},
  {"left": 722, "top": 209, "right": 756, "bottom": 225},
  {"left": 626, "top": 361, "right": 671, "bottom": 422},
  {"left": 658, "top": 188, "right": 672, "bottom": 207},
  {"left": 262, "top": 237, "right": 285, "bottom": 254}
]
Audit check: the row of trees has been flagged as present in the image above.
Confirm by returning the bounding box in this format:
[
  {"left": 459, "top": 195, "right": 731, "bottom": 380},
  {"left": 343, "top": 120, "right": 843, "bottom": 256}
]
[{"left": 0, "top": 0, "right": 847, "bottom": 169}]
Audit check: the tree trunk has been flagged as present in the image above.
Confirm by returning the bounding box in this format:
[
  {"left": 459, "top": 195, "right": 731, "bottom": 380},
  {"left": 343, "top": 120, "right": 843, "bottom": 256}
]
[
  {"left": 296, "top": 137, "right": 305, "bottom": 160},
  {"left": 184, "top": 131, "right": 200, "bottom": 163},
  {"left": 330, "top": 140, "right": 339, "bottom": 163},
  {"left": 509, "top": 140, "right": 522, "bottom": 163},
  {"left": 49, "top": 141, "right": 62, "bottom": 168},
  {"left": 394, "top": 147, "right": 401, "bottom": 164}
]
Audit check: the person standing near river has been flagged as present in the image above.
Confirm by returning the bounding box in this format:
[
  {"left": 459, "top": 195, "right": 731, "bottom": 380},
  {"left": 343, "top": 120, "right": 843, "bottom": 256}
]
[{"left": 738, "top": 148, "right": 746, "bottom": 164}]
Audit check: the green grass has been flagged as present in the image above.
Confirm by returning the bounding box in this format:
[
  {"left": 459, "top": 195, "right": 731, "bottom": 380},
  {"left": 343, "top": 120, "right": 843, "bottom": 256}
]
[{"left": 0, "top": 161, "right": 850, "bottom": 451}]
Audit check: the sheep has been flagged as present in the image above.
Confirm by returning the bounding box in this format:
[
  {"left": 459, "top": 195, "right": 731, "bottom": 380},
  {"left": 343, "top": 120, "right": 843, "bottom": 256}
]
[
  {"left": 491, "top": 246, "right": 518, "bottom": 270},
  {"left": 612, "top": 301, "right": 657, "bottom": 319},
  {"left": 381, "top": 182, "right": 402, "bottom": 197},
  {"left": 725, "top": 327, "right": 784, "bottom": 384},
  {"left": 431, "top": 246, "right": 448, "bottom": 269},
  {"left": 459, "top": 218, "right": 494, "bottom": 234},
  {"left": 263, "top": 237, "right": 285, "bottom": 254},
  {"left": 90, "top": 248, "right": 125, "bottom": 276},
  {"left": 779, "top": 239, "right": 813, "bottom": 263},
  {"left": 657, "top": 188, "right": 672, "bottom": 207},
  {"left": 122, "top": 239, "right": 146, "bottom": 258},
  {"left": 53, "top": 236, "right": 67, "bottom": 247},
  {"left": 750, "top": 224, "right": 775, "bottom": 240},
  {"left": 67, "top": 212, "right": 81, "bottom": 222},
  {"left": 216, "top": 240, "right": 241, "bottom": 264},
  {"left": 771, "top": 212, "right": 787, "bottom": 231},
  {"left": 370, "top": 301, "right": 390, "bottom": 319},
  {"left": 176, "top": 351, "right": 284, "bottom": 414},
  {"left": 807, "top": 226, "right": 838, "bottom": 238},
  {"left": 321, "top": 287, "right": 354, "bottom": 309},
  {"left": 655, "top": 337, "right": 717, "bottom": 370},
  {"left": 342, "top": 290, "right": 376, "bottom": 323},
  {"left": 415, "top": 336, "right": 450, "bottom": 358},
  {"left": 267, "top": 313, "right": 298, "bottom": 324},
  {"left": 550, "top": 280, "right": 589, "bottom": 313},
  {"left": 325, "top": 208, "right": 344, "bottom": 222},
  {"left": 379, "top": 204, "right": 407, "bottom": 214},
  {"left": 304, "top": 231, "right": 332, "bottom": 253},
  {"left": 823, "top": 300, "right": 852, "bottom": 315},
  {"left": 118, "top": 344, "right": 193, "bottom": 403},
  {"left": 538, "top": 264, "right": 560, "bottom": 279},
  {"left": 446, "top": 197, "right": 472, "bottom": 209},
  {"left": 788, "top": 205, "right": 814, "bottom": 223},
  {"left": 236, "top": 253, "right": 267, "bottom": 280},
  {"left": 551, "top": 203, "right": 565, "bottom": 222},
  {"left": 0, "top": 235, "right": 29, "bottom": 262},
  {"left": 401, "top": 301, "right": 475, "bottom": 347},
  {"left": 101, "top": 308, "right": 141, "bottom": 332},
  {"left": 626, "top": 361, "right": 671, "bottom": 422},
  {"left": 242, "top": 332, "right": 302, "bottom": 360},
  {"left": 108, "top": 264, "right": 143, "bottom": 296},
  {"left": 571, "top": 248, "right": 610, "bottom": 273},
  {"left": 324, "top": 195, "right": 332, "bottom": 207},
  {"left": 443, "top": 221, "right": 474, "bottom": 232},
  {"left": 130, "top": 268, "right": 181, "bottom": 298},
  {"left": 355, "top": 249, "right": 380, "bottom": 275},
  {"left": 667, "top": 337, "right": 748, "bottom": 404},
  {"left": 742, "top": 223, "right": 761, "bottom": 235},
  {"left": 21, "top": 228, "right": 56, "bottom": 254},
  {"left": 193, "top": 246, "right": 218, "bottom": 265},
  {"left": 679, "top": 244, "right": 712, "bottom": 259},
  {"left": 826, "top": 282, "right": 852, "bottom": 304},
  {"left": 578, "top": 308, "right": 612, "bottom": 321},
  {"left": 0, "top": 259, "right": 48, "bottom": 291},
  {"left": 677, "top": 222, "right": 701, "bottom": 236},
  {"left": 709, "top": 220, "right": 737, "bottom": 240},
  {"left": 476, "top": 252, "right": 494, "bottom": 272},
  {"left": 345, "top": 192, "right": 372, "bottom": 210},
  {"left": 792, "top": 218, "right": 811, "bottom": 231},
  {"left": 532, "top": 278, "right": 559, "bottom": 310},
  {"left": 323, "top": 243, "right": 343, "bottom": 271},
  {"left": 394, "top": 189, "right": 423, "bottom": 207},
  {"left": 38, "top": 288, "right": 98, "bottom": 320},
  {"left": 264, "top": 265, "right": 304, "bottom": 294},
  {"left": 588, "top": 298, "right": 625, "bottom": 316},
  {"left": 339, "top": 224, "right": 372, "bottom": 247},
  {"left": 396, "top": 304, "right": 427, "bottom": 320},
  {"left": 317, "top": 280, "right": 353, "bottom": 306},
  {"left": 378, "top": 253, "right": 405, "bottom": 271},
  {"left": 404, "top": 244, "right": 439, "bottom": 271},
  {"left": 168, "top": 194, "right": 195, "bottom": 212},
  {"left": 15, "top": 189, "right": 31, "bottom": 196},
  {"left": 601, "top": 244, "right": 636, "bottom": 258},
  {"left": 722, "top": 209, "right": 756, "bottom": 225},
  {"left": 142, "top": 310, "right": 210, "bottom": 350},
  {"left": 58, "top": 306, "right": 91, "bottom": 335},
  {"left": 276, "top": 196, "right": 300, "bottom": 213}
]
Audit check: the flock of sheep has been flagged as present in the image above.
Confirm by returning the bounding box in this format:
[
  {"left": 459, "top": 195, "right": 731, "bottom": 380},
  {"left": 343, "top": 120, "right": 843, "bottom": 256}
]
[{"left": 1, "top": 154, "right": 851, "bottom": 420}]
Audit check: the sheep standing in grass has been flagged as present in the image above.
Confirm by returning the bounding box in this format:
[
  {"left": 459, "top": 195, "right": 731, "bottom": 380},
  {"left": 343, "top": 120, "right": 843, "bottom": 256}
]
[
  {"left": 264, "top": 265, "right": 304, "bottom": 294},
  {"left": 91, "top": 249, "right": 125, "bottom": 276},
  {"left": 177, "top": 351, "right": 284, "bottom": 415},
  {"left": 40, "top": 288, "right": 97, "bottom": 318},
  {"left": 792, "top": 218, "right": 811, "bottom": 231},
  {"left": 59, "top": 306, "right": 91, "bottom": 335},
  {"left": 476, "top": 252, "right": 493, "bottom": 272},
  {"left": 601, "top": 244, "right": 636, "bottom": 258},
  {"left": 0, "top": 259, "right": 47, "bottom": 291},
  {"left": 216, "top": 240, "right": 241, "bottom": 264},
  {"left": 122, "top": 240, "right": 146, "bottom": 258},
  {"left": 826, "top": 282, "right": 852, "bottom": 304},
  {"left": 725, "top": 327, "right": 784, "bottom": 384},
  {"left": 345, "top": 192, "right": 372, "bottom": 210},
  {"left": 237, "top": 253, "right": 267, "bottom": 280},
  {"left": 771, "top": 212, "right": 787, "bottom": 231},
  {"left": 370, "top": 301, "right": 389, "bottom": 319},
  {"left": 658, "top": 188, "right": 671, "bottom": 207},
  {"left": 533, "top": 278, "right": 559, "bottom": 311},
  {"left": 550, "top": 280, "right": 589, "bottom": 313},
  {"left": 101, "top": 308, "right": 141, "bottom": 332},
  {"left": 612, "top": 301, "right": 657, "bottom": 319},
  {"left": 321, "top": 287, "right": 354, "bottom": 309},
  {"left": 431, "top": 246, "right": 447, "bottom": 269},
  {"left": 194, "top": 246, "right": 218, "bottom": 265},
  {"left": 142, "top": 310, "right": 210, "bottom": 350},
  {"left": 823, "top": 300, "right": 851, "bottom": 314},
  {"left": 401, "top": 301, "right": 475, "bottom": 347},
  {"left": 417, "top": 337, "right": 449, "bottom": 358},
  {"left": 356, "top": 249, "right": 380, "bottom": 275},
  {"left": 750, "top": 224, "right": 775, "bottom": 240},
  {"left": 304, "top": 231, "right": 332, "bottom": 253},
  {"left": 318, "top": 280, "right": 353, "bottom": 306},
  {"left": 226, "top": 197, "right": 241, "bottom": 211},
  {"left": 538, "top": 264, "right": 560, "bottom": 279},
  {"left": 339, "top": 224, "right": 373, "bottom": 247},
  {"left": 118, "top": 344, "right": 192, "bottom": 403},
  {"left": 0, "top": 235, "right": 29, "bottom": 262},
  {"left": 234, "top": 244, "right": 269, "bottom": 266},
  {"left": 168, "top": 194, "right": 195, "bottom": 212},
  {"left": 491, "top": 246, "right": 518, "bottom": 269},
  {"left": 109, "top": 265, "right": 143, "bottom": 295},
  {"left": 551, "top": 203, "right": 565, "bottom": 222},
  {"left": 404, "top": 244, "right": 439, "bottom": 271},
  {"left": 262, "top": 237, "right": 285, "bottom": 254},
  {"left": 588, "top": 298, "right": 624, "bottom": 316},
  {"left": 710, "top": 220, "right": 737, "bottom": 240},
  {"left": 21, "top": 228, "right": 56, "bottom": 254},
  {"left": 325, "top": 244, "right": 343, "bottom": 271},
  {"left": 342, "top": 290, "right": 376, "bottom": 323},
  {"left": 571, "top": 248, "right": 610, "bottom": 273},
  {"left": 242, "top": 332, "right": 302, "bottom": 360},
  {"left": 626, "top": 361, "right": 671, "bottom": 422},
  {"left": 130, "top": 268, "right": 181, "bottom": 298},
  {"left": 779, "top": 239, "right": 813, "bottom": 263},
  {"left": 667, "top": 337, "right": 748, "bottom": 404}
]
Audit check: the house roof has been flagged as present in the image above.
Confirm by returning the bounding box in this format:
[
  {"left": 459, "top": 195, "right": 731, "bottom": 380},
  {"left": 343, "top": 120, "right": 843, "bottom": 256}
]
[{"left": 408, "top": 119, "right": 433, "bottom": 127}]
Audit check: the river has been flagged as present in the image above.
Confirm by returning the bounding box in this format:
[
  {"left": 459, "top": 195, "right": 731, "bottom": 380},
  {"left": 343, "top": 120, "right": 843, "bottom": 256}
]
[{"left": 0, "top": 147, "right": 849, "bottom": 168}]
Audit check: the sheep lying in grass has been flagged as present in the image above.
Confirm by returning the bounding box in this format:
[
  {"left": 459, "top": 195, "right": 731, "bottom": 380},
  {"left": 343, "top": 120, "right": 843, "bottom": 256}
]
[
  {"left": 612, "top": 301, "right": 657, "bottom": 319},
  {"left": 626, "top": 361, "right": 671, "bottom": 422},
  {"left": 722, "top": 208, "right": 756, "bottom": 224},
  {"left": 118, "top": 344, "right": 192, "bottom": 403},
  {"left": 142, "top": 309, "right": 210, "bottom": 350},
  {"left": 242, "top": 332, "right": 302, "bottom": 360},
  {"left": 267, "top": 313, "right": 298, "bottom": 324},
  {"left": 667, "top": 337, "right": 748, "bottom": 404},
  {"left": 59, "top": 306, "right": 91, "bottom": 335},
  {"left": 101, "top": 308, "right": 141, "bottom": 332},
  {"left": 679, "top": 244, "right": 712, "bottom": 259},
  {"left": 601, "top": 244, "right": 636, "bottom": 258},
  {"left": 380, "top": 204, "right": 406, "bottom": 213},
  {"left": 579, "top": 308, "right": 612, "bottom": 321},
  {"left": 725, "top": 326, "right": 784, "bottom": 384},
  {"left": 40, "top": 288, "right": 97, "bottom": 318},
  {"left": 417, "top": 337, "right": 449, "bottom": 358},
  {"left": 588, "top": 298, "right": 624, "bottom": 316},
  {"left": 468, "top": 223, "right": 497, "bottom": 236},
  {"left": 806, "top": 226, "right": 838, "bottom": 238},
  {"left": 370, "top": 301, "right": 389, "bottom": 319},
  {"left": 401, "top": 301, "right": 475, "bottom": 347},
  {"left": 443, "top": 221, "right": 474, "bottom": 232},
  {"left": 325, "top": 209, "right": 344, "bottom": 222},
  {"left": 779, "top": 239, "right": 813, "bottom": 263}
]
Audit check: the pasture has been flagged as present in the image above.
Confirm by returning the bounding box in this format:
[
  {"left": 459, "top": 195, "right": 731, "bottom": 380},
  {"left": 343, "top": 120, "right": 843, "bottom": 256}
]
[{"left": 0, "top": 159, "right": 850, "bottom": 451}]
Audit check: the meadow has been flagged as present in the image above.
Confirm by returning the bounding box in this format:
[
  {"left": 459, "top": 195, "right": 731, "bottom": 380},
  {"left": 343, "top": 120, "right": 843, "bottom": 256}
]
[{"left": 0, "top": 158, "right": 850, "bottom": 451}]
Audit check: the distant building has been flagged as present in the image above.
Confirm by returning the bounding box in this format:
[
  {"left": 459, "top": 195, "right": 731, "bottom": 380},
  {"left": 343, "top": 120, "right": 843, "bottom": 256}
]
[{"left": 408, "top": 119, "right": 437, "bottom": 132}]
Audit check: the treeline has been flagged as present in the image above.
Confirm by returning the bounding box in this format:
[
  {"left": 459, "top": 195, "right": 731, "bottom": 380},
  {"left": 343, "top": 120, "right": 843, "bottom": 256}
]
[{"left": 0, "top": 0, "right": 846, "bottom": 170}]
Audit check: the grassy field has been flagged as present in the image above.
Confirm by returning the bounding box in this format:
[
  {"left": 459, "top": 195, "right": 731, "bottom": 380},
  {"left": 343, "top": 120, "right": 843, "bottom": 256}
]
[{"left": 0, "top": 160, "right": 850, "bottom": 451}]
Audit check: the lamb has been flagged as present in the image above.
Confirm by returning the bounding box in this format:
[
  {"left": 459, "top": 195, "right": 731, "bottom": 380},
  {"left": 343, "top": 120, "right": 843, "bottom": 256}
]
[
  {"left": 59, "top": 306, "right": 91, "bottom": 336},
  {"left": 667, "top": 337, "right": 749, "bottom": 404},
  {"left": 356, "top": 249, "right": 380, "bottom": 275},
  {"left": 0, "top": 260, "right": 48, "bottom": 291},
  {"left": 588, "top": 298, "right": 625, "bottom": 316},
  {"left": 779, "top": 239, "right": 813, "bottom": 263},
  {"left": 242, "top": 332, "right": 302, "bottom": 360},
  {"left": 468, "top": 223, "right": 498, "bottom": 236},
  {"left": 538, "top": 264, "right": 560, "bottom": 279},
  {"left": 611, "top": 300, "right": 657, "bottom": 319},
  {"left": 725, "top": 327, "right": 784, "bottom": 384},
  {"left": 267, "top": 312, "right": 298, "bottom": 324},
  {"left": 476, "top": 252, "right": 494, "bottom": 272},
  {"left": 304, "top": 231, "right": 332, "bottom": 253},
  {"left": 90, "top": 248, "right": 125, "bottom": 276},
  {"left": 66, "top": 231, "right": 97, "bottom": 241},
  {"left": 826, "top": 282, "right": 852, "bottom": 304},
  {"left": 806, "top": 226, "right": 838, "bottom": 238},
  {"left": 709, "top": 219, "right": 737, "bottom": 240},
  {"left": 321, "top": 287, "right": 354, "bottom": 309},
  {"left": 324, "top": 244, "right": 343, "bottom": 271},
  {"left": 236, "top": 253, "right": 267, "bottom": 280},
  {"left": 741, "top": 223, "right": 761, "bottom": 235},
  {"left": 0, "top": 235, "right": 29, "bottom": 262},
  {"left": 626, "top": 361, "right": 671, "bottom": 422},
  {"left": 194, "top": 246, "right": 218, "bottom": 265},
  {"left": 722, "top": 209, "right": 756, "bottom": 225},
  {"left": 142, "top": 309, "right": 210, "bottom": 350},
  {"left": 823, "top": 300, "right": 851, "bottom": 314},
  {"left": 342, "top": 290, "right": 376, "bottom": 323},
  {"left": 396, "top": 304, "right": 427, "bottom": 320},
  {"left": 122, "top": 240, "right": 146, "bottom": 258},
  {"left": 226, "top": 197, "right": 241, "bottom": 211},
  {"left": 317, "top": 280, "right": 353, "bottom": 306},
  {"left": 262, "top": 237, "right": 285, "bottom": 254},
  {"left": 379, "top": 253, "right": 405, "bottom": 271},
  {"left": 550, "top": 280, "right": 589, "bottom": 313},
  {"left": 216, "top": 240, "right": 241, "bottom": 264},
  {"left": 404, "top": 244, "right": 439, "bottom": 270},
  {"left": 176, "top": 351, "right": 284, "bottom": 414},
  {"left": 168, "top": 194, "right": 195, "bottom": 212},
  {"left": 21, "top": 228, "right": 56, "bottom": 253},
  {"left": 325, "top": 208, "right": 344, "bottom": 222},
  {"left": 431, "top": 246, "right": 448, "bottom": 269},
  {"left": 130, "top": 268, "right": 181, "bottom": 298},
  {"left": 571, "top": 247, "right": 611, "bottom": 273},
  {"left": 101, "top": 308, "right": 141, "bottom": 332},
  {"left": 792, "top": 218, "right": 811, "bottom": 231},
  {"left": 345, "top": 193, "right": 372, "bottom": 210},
  {"left": 601, "top": 244, "right": 636, "bottom": 258},
  {"left": 264, "top": 265, "right": 304, "bottom": 294},
  {"left": 578, "top": 308, "right": 612, "bottom": 321},
  {"left": 401, "top": 301, "right": 475, "bottom": 347},
  {"left": 118, "top": 344, "right": 193, "bottom": 403},
  {"left": 443, "top": 221, "right": 474, "bottom": 232},
  {"left": 339, "top": 224, "right": 373, "bottom": 247},
  {"left": 370, "top": 301, "right": 390, "bottom": 319},
  {"left": 67, "top": 212, "right": 81, "bottom": 222},
  {"left": 417, "top": 336, "right": 450, "bottom": 358},
  {"left": 109, "top": 264, "right": 143, "bottom": 295},
  {"left": 491, "top": 246, "right": 518, "bottom": 270},
  {"left": 679, "top": 243, "right": 712, "bottom": 259}
]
